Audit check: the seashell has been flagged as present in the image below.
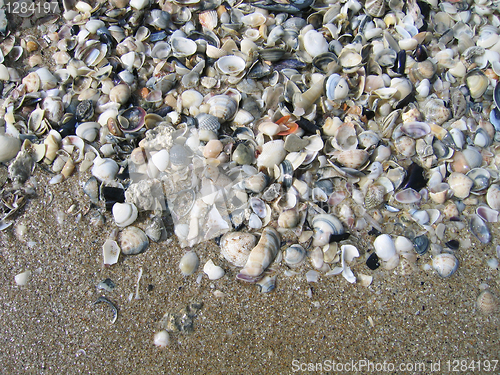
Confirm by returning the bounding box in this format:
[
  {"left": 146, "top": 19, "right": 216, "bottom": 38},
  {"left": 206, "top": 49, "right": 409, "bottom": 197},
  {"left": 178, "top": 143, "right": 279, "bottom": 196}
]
[
  {"left": 466, "top": 168, "right": 490, "bottom": 193},
  {"left": 220, "top": 232, "right": 257, "bottom": 267},
  {"left": 257, "top": 140, "right": 287, "bottom": 169},
  {"left": 422, "top": 98, "right": 451, "bottom": 126},
  {"left": 232, "top": 142, "right": 255, "bottom": 165},
  {"left": 338, "top": 49, "right": 362, "bottom": 69},
  {"left": 256, "top": 274, "right": 277, "bottom": 293},
  {"left": 477, "top": 290, "right": 498, "bottom": 315},
  {"left": 303, "top": 30, "right": 329, "bottom": 58},
  {"left": 373, "top": 234, "right": 397, "bottom": 261},
  {"left": 248, "top": 213, "right": 262, "bottom": 229},
  {"left": 311, "top": 214, "right": 345, "bottom": 247},
  {"left": 243, "top": 172, "right": 269, "bottom": 193},
  {"left": 432, "top": 253, "right": 459, "bottom": 278},
  {"left": 365, "top": 0, "right": 385, "bottom": 17},
  {"left": 448, "top": 172, "right": 473, "bottom": 199},
  {"left": 429, "top": 183, "right": 450, "bottom": 204},
  {"left": 278, "top": 209, "right": 300, "bottom": 228},
  {"left": 394, "top": 136, "right": 416, "bottom": 157},
  {"left": 207, "top": 95, "right": 238, "bottom": 122},
  {"left": 465, "top": 69, "right": 489, "bottom": 99},
  {"left": 103, "top": 230, "right": 121, "bottom": 266},
  {"left": 242, "top": 12, "right": 267, "bottom": 27},
  {"left": 258, "top": 48, "right": 286, "bottom": 62},
  {"left": 118, "top": 107, "right": 146, "bottom": 133},
  {"left": 470, "top": 214, "right": 491, "bottom": 244},
  {"left": 92, "top": 157, "right": 119, "bottom": 182},
  {"left": 151, "top": 150, "right": 170, "bottom": 171},
  {"left": 154, "top": 330, "right": 170, "bottom": 348},
  {"left": 249, "top": 197, "right": 267, "bottom": 218},
  {"left": 364, "top": 182, "right": 386, "bottom": 210},
  {"left": 309, "top": 246, "right": 324, "bottom": 270},
  {"left": 358, "top": 130, "right": 380, "bottom": 149},
  {"left": 203, "top": 259, "right": 225, "bottom": 280},
  {"left": 394, "top": 188, "right": 421, "bottom": 204},
  {"left": 119, "top": 226, "right": 149, "bottom": 255},
  {"left": 409, "top": 60, "right": 436, "bottom": 82},
  {"left": 112, "top": 202, "right": 138, "bottom": 227},
  {"left": 0, "top": 135, "right": 21, "bottom": 163},
  {"left": 325, "top": 74, "right": 349, "bottom": 101},
  {"left": 400, "top": 122, "right": 430, "bottom": 138},
  {"left": 237, "top": 227, "right": 281, "bottom": 282},
  {"left": 179, "top": 251, "right": 199, "bottom": 276},
  {"left": 486, "top": 184, "right": 500, "bottom": 210},
  {"left": 151, "top": 41, "right": 171, "bottom": 59},
  {"left": 284, "top": 244, "right": 306, "bottom": 267},
  {"left": 413, "top": 235, "right": 429, "bottom": 255},
  {"left": 75, "top": 122, "right": 100, "bottom": 142},
  {"left": 109, "top": 84, "right": 131, "bottom": 105},
  {"left": 145, "top": 216, "right": 165, "bottom": 242},
  {"left": 83, "top": 176, "right": 99, "bottom": 204},
  {"left": 215, "top": 55, "right": 246, "bottom": 76},
  {"left": 199, "top": 10, "right": 218, "bottom": 30},
  {"left": 336, "top": 149, "right": 369, "bottom": 169},
  {"left": 203, "top": 140, "right": 223, "bottom": 159},
  {"left": 474, "top": 128, "right": 491, "bottom": 148},
  {"left": 476, "top": 206, "right": 498, "bottom": 223},
  {"left": 171, "top": 37, "right": 197, "bottom": 58}
]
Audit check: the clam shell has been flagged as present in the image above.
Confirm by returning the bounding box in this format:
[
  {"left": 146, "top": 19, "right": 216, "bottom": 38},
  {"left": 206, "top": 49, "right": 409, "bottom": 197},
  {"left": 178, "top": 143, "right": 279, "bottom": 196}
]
[
  {"left": 220, "top": 232, "right": 257, "bottom": 267},
  {"left": 373, "top": 234, "right": 397, "bottom": 261},
  {"left": 91, "top": 158, "right": 119, "bottom": 182},
  {"left": 336, "top": 149, "right": 369, "bottom": 169},
  {"left": 303, "top": 30, "right": 329, "bottom": 58},
  {"left": 207, "top": 95, "right": 238, "bottom": 122},
  {"left": 179, "top": 251, "right": 199, "bottom": 276},
  {"left": 325, "top": 74, "right": 349, "bottom": 101},
  {"left": 216, "top": 55, "right": 246, "bottom": 76},
  {"left": 75, "top": 122, "right": 100, "bottom": 142},
  {"left": 448, "top": 172, "right": 473, "bottom": 199},
  {"left": 0, "top": 135, "right": 21, "bottom": 163},
  {"left": 465, "top": 69, "right": 489, "bottom": 99},
  {"left": 171, "top": 37, "right": 197, "bottom": 58},
  {"left": 477, "top": 290, "right": 498, "bottom": 315},
  {"left": 486, "top": 184, "right": 500, "bottom": 210},
  {"left": 112, "top": 202, "right": 138, "bottom": 227},
  {"left": 119, "top": 226, "right": 149, "bottom": 255},
  {"left": 311, "top": 214, "right": 345, "bottom": 247},
  {"left": 432, "top": 253, "right": 459, "bottom": 278},
  {"left": 204, "top": 259, "right": 225, "bottom": 280}
]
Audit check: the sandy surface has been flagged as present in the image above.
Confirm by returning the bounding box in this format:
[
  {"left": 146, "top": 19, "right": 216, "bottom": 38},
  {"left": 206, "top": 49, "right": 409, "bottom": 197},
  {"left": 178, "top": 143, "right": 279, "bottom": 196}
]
[{"left": 0, "top": 166, "right": 499, "bottom": 375}]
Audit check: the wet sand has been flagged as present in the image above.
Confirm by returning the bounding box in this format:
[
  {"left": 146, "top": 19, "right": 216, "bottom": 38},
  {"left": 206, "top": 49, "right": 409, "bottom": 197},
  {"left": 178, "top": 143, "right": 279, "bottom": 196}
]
[{"left": 0, "top": 167, "right": 499, "bottom": 374}]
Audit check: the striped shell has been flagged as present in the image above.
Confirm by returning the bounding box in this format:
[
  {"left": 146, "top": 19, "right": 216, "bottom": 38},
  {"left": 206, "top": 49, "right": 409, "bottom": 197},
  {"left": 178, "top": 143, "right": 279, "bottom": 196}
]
[
  {"left": 365, "top": 0, "right": 385, "bottom": 18},
  {"left": 207, "top": 95, "right": 238, "bottom": 122}
]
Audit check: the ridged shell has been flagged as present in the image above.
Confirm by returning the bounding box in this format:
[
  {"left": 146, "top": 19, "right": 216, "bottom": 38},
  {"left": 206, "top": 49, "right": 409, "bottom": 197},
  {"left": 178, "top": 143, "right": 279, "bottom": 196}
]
[
  {"left": 364, "top": 182, "right": 386, "bottom": 210},
  {"left": 207, "top": 95, "right": 238, "bottom": 122},
  {"left": 432, "top": 252, "right": 459, "bottom": 278},
  {"left": 220, "top": 232, "right": 257, "bottom": 267},
  {"left": 365, "top": 0, "right": 385, "bottom": 17},
  {"left": 477, "top": 290, "right": 498, "bottom": 315},
  {"left": 196, "top": 113, "right": 220, "bottom": 131},
  {"left": 119, "top": 226, "right": 149, "bottom": 255}
]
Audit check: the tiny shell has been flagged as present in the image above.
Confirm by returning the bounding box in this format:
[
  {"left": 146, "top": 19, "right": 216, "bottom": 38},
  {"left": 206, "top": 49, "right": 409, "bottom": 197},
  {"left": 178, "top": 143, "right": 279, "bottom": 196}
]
[
  {"left": 486, "top": 184, "right": 500, "bottom": 210},
  {"left": 220, "top": 232, "right": 257, "bottom": 267},
  {"left": 103, "top": 230, "right": 121, "bottom": 265},
  {"left": 153, "top": 330, "right": 170, "bottom": 348},
  {"left": 203, "top": 259, "right": 225, "bottom": 280},
  {"left": 448, "top": 172, "right": 473, "bottom": 199},
  {"left": 92, "top": 158, "right": 119, "bottom": 182},
  {"left": 432, "top": 253, "right": 459, "bottom": 278},
  {"left": 179, "top": 251, "right": 199, "bottom": 276},
  {"left": 14, "top": 270, "right": 31, "bottom": 286},
  {"left": 284, "top": 244, "right": 306, "bottom": 267},
  {"left": 477, "top": 290, "right": 498, "bottom": 315}
]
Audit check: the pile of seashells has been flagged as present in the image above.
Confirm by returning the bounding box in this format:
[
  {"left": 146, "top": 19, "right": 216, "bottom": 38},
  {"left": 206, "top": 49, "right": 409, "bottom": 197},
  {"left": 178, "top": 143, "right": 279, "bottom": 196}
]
[{"left": 2, "top": 0, "right": 500, "bottom": 292}]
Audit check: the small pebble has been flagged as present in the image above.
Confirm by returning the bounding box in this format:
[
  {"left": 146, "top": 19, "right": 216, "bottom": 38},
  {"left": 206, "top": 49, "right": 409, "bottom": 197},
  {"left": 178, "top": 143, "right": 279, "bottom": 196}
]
[
  {"left": 153, "top": 330, "right": 170, "bottom": 348},
  {"left": 15, "top": 270, "right": 31, "bottom": 286},
  {"left": 487, "top": 258, "right": 499, "bottom": 269},
  {"left": 26, "top": 41, "right": 39, "bottom": 52}
]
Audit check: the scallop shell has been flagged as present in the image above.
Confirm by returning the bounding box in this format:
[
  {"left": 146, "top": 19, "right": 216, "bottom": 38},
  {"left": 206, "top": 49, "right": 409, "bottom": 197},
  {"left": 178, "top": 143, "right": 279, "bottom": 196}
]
[
  {"left": 432, "top": 252, "right": 459, "bottom": 278},
  {"left": 220, "top": 232, "right": 257, "bottom": 267},
  {"left": 196, "top": 113, "right": 220, "bottom": 132},
  {"left": 119, "top": 226, "right": 149, "bottom": 255}
]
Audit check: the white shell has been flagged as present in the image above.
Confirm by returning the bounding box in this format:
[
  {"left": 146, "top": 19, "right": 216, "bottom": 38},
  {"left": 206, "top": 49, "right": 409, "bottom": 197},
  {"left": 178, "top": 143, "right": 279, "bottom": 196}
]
[
  {"left": 477, "top": 290, "right": 498, "bottom": 315},
  {"left": 153, "top": 330, "right": 170, "bottom": 348},
  {"left": 257, "top": 140, "right": 287, "bottom": 169},
  {"left": 14, "top": 270, "right": 31, "bottom": 286},
  {"left": 373, "top": 234, "right": 397, "bottom": 261},
  {"left": 112, "top": 202, "right": 138, "bottom": 227},
  {"left": 151, "top": 150, "right": 169, "bottom": 171},
  {"left": 216, "top": 55, "right": 246, "bottom": 76},
  {"left": 284, "top": 244, "right": 306, "bottom": 267},
  {"left": 203, "top": 259, "right": 225, "bottom": 280},
  {"left": 432, "top": 252, "right": 459, "bottom": 278},
  {"left": 486, "top": 184, "right": 500, "bottom": 210},
  {"left": 304, "top": 30, "right": 329, "bottom": 58},
  {"left": 0, "top": 135, "right": 21, "bottom": 162},
  {"left": 220, "top": 232, "right": 257, "bottom": 267},
  {"left": 171, "top": 37, "right": 197, "bottom": 58},
  {"left": 91, "top": 157, "right": 119, "bottom": 182},
  {"left": 76, "top": 122, "right": 100, "bottom": 142},
  {"left": 103, "top": 238, "right": 121, "bottom": 265},
  {"left": 448, "top": 172, "right": 473, "bottom": 199},
  {"left": 179, "top": 251, "right": 199, "bottom": 276}
]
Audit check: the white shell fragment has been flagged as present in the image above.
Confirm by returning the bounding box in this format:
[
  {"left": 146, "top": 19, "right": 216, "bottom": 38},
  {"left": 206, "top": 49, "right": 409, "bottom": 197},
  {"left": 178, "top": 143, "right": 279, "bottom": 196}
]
[
  {"left": 15, "top": 270, "right": 32, "bottom": 286},
  {"left": 112, "top": 202, "right": 138, "bottom": 227},
  {"left": 153, "top": 330, "right": 170, "bottom": 348},
  {"left": 103, "top": 238, "right": 121, "bottom": 266},
  {"left": 203, "top": 259, "right": 225, "bottom": 280}
]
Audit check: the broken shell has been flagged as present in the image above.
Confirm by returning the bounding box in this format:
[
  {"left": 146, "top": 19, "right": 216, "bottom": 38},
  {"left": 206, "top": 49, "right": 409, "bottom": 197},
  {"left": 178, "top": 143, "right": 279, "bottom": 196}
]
[
  {"left": 179, "top": 251, "right": 199, "bottom": 276},
  {"left": 278, "top": 209, "right": 300, "bottom": 228},
  {"left": 470, "top": 214, "right": 491, "bottom": 244},
  {"left": 486, "top": 184, "right": 500, "bottom": 210},
  {"left": 373, "top": 234, "right": 397, "bottom": 261},
  {"left": 432, "top": 253, "right": 459, "bottom": 278},
  {"left": 154, "top": 330, "right": 170, "bottom": 348},
  {"left": 75, "top": 122, "right": 100, "bottom": 142},
  {"left": 119, "top": 226, "right": 149, "bottom": 255},
  {"left": 336, "top": 149, "right": 369, "bottom": 169},
  {"left": 325, "top": 74, "right": 349, "bottom": 101},
  {"left": 237, "top": 227, "right": 280, "bottom": 282},
  {"left": 203, "top": 259, "right": 225, "bottom": 280},
  {"left": 112, "top": 202, "right": 138, "bottom": 227},
  {"left": 103, "top": 230, "right": 121, "bottom": 266},
  {"left": 220, "top": 232, "right": 257, "bottom": 267},
  {"left": 257, "top": 140, "right": 287, "bottom": 169}
]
